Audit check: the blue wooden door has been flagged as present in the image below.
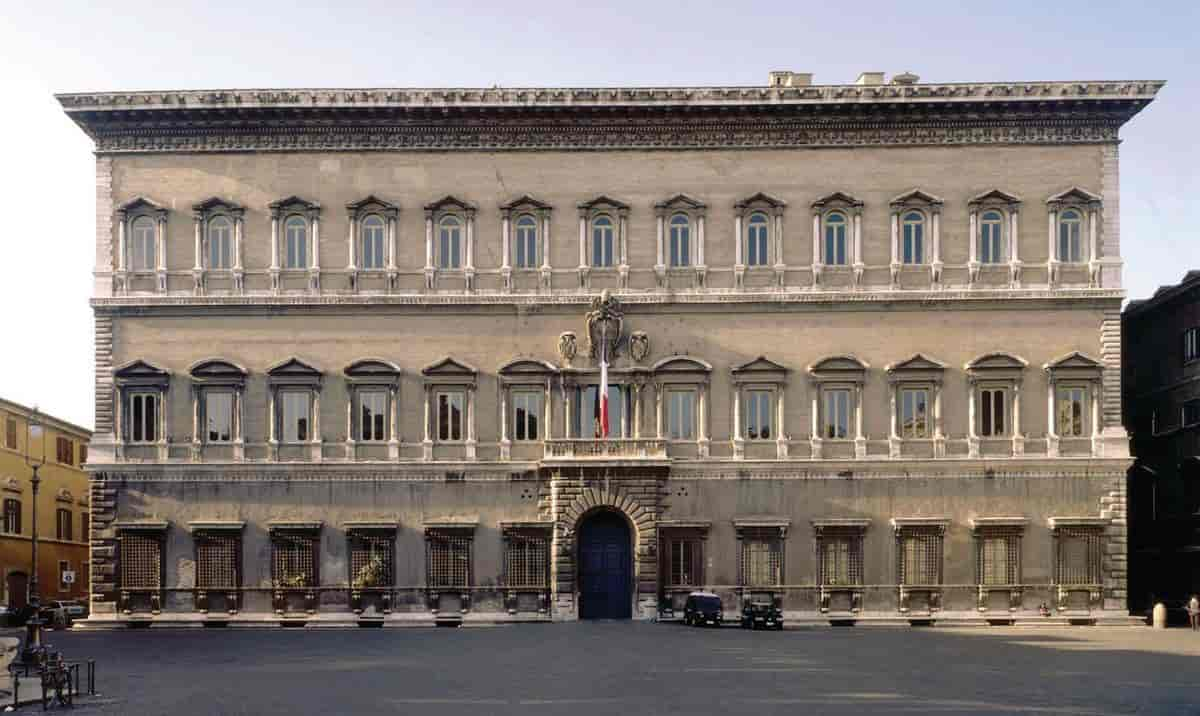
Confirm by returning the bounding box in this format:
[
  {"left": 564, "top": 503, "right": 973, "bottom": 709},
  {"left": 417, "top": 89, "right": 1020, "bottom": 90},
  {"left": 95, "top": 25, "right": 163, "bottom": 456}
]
[{"left": 578, "top": 511, "right": 632, "bottom": 619}]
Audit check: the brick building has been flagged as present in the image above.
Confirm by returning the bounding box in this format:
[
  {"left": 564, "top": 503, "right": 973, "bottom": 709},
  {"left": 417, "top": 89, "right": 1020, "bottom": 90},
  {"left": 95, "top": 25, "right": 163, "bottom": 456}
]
[{"left": 59, "top": 71, "right": 1160, "bottom": 626}]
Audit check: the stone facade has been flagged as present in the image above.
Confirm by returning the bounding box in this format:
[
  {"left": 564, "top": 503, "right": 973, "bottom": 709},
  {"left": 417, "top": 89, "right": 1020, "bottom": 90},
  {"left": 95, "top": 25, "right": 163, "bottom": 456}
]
[{"left": 60, "top": 73, "right": 1160, "bottom": 626}]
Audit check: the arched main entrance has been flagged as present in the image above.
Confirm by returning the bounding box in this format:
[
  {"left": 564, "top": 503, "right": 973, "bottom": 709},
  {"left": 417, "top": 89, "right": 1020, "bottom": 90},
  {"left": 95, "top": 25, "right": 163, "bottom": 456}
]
[{"left": 577, "top": 510, "right": 632, "bottom": 619}]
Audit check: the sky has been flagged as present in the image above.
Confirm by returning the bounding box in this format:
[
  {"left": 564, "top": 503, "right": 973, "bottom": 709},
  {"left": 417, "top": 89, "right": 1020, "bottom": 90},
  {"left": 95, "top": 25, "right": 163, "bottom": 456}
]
[{"left": 0, "top": 0, "right": 1196, "bottom": 429}]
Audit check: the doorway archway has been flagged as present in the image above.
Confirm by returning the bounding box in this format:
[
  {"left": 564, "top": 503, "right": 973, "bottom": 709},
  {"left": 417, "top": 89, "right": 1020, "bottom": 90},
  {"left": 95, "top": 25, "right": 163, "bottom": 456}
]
[{"left": 577, "top": 510, "right": 632, "bottom": 619}]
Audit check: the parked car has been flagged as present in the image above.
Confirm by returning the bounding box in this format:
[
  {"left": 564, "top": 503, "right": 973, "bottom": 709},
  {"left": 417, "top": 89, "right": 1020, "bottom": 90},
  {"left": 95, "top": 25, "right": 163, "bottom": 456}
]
[
  {"left": 740, "top": 598, "right": 784, "bottom": 630},
  {"left": 40, "top": 601, "right": 72, "bottom": 627},
  {"left": 683, "top": 592, "right": 723, "bottom": 627},
  {"left": 61, "top": 601, "right": 87, "bottom": 620}
]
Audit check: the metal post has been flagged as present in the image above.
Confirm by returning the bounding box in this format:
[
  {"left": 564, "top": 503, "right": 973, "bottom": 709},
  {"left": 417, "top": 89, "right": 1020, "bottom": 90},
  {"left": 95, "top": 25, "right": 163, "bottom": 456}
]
[{"left": 21, "top": 407, "right": 47, "bottom": 665}]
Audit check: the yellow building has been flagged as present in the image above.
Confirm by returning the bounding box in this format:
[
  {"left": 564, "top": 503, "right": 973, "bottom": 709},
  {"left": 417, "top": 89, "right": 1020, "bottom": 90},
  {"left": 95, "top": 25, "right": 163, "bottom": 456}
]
[{"left": 0, "top": 398, "right": 91, "bottom": 609}]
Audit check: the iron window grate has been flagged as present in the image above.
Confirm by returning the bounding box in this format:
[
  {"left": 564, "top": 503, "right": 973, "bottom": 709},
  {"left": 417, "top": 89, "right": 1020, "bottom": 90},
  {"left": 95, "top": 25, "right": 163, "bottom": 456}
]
[
  {"left": 350, "top": 532, "right": 395, "bottom": 589},
  {"left": 1056, "top": 527, "right": 1104, "bottom": 585},
  {"left": 119, "top": 534, "right": 162, "bottom": 590},
  {"left": 427, "top": 530, "right": 472, "bottom": 589},
  {"left": 976, "top": 530, "right": 1022, "bottom": 586},
  {"left": 897, "top": 528, "right": 943, "bottom": 586},
  {"left": 271, "top": 533, "right": 317, "bottom": 589},
  {"left": 740, "top": 531, "right": 783, "bottom": 587},
  {"left": 818, "top": 532, "right": 864, "bottom": 587},
  {"left": 504, "top": 530, "right": 549, "bottom": 589},
  {"left": 196, "top": 533, "right": 240, "bottom": 590}
]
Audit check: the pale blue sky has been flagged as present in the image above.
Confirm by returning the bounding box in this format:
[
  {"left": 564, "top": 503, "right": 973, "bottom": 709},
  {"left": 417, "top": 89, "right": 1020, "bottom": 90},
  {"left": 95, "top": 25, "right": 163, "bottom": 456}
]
[{"left": 0, "top": 0, "right": 1195, "bottom": 428}]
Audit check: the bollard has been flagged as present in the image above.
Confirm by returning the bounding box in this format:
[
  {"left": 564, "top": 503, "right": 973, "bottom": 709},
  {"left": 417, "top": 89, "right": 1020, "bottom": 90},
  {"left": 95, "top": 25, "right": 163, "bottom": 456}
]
[{"left": 1152, "top": 602, "right": 1168, "bottom": 629}]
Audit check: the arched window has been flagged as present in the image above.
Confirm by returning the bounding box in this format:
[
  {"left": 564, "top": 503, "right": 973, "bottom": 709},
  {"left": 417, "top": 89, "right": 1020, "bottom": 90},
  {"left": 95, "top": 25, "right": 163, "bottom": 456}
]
[
  {"left": 515, "top": 215, "right": 538, "bottom": 269},
  {"left": 592, "top": 215, "right": 614, "bottom": 267},
  {"left": 824, "top": 212, "right": 848, "bottom": 266},
  {"left": 1058, "top": 209, "right": 1083, "bottom": 263},
  {"left": 207, "top": 216, "right": 233, "bottom": 270},
  {"left": 284, "top": 216, "right": 308, "bottom": 269},
  {"left": 746, "top": 213, "right": 769, "bottom": 267},
  {"left": 130, "top": 216, "right": 156, "bottom": 271},
  {"left": 902, "top": 211, "right": 924, "bottom": 265},
  {"left": 438, "top": 216, "right": 462, "bottom": 269},
  {"left": 979, "top": 210, "right": 1003, "bottom": 264},
  {"left": 669, "top": 214, "right": 691, "bottom": 267},
  {"left": 360, "top": 214, "right": 386, "bottom": 270}
]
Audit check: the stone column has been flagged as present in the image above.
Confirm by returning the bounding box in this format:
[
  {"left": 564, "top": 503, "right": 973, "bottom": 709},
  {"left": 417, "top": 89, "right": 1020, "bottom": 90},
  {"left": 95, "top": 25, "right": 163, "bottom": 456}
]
[
  {"left": 424, "top": 212, "right": 435, "bottom": 290},
  {"left": 654, "top": 383, "right": 664, "bottom": 439},
  {"left": 968, "top": 208, "right": 978, "bottom": 286},
  {"left": 811, "top": 211, "right": 822, "bottom": 288},
  {"left": 155, "top": 213, "right": 167, "bottom": 293},
  {"left": 309, "top": 214, "right": 321, "bottom": 292},
  {"left": 1047, "top": 209, "right": 1058, "bottom": 285},
  {"left": 809, "top": 388, "right": 821, "bottom": 459},
  {"left": 889, "top": 211, "right": 900, "bottom": 288},
  {"left": 932, "top": 383, "right": 945, "bottom": 457},
  {"left": 269, "top": 214, "right": 280, "bottom": 292},
  {"left": 733, "top": 212, "right": 744, "bottom": 289},
  {"left": 117, "top": 213, "right": 127, "bottom": 272},
  {"left": 1046, "top": 380, "right": 1059, "bottom": 457},
  {"left": 852, "top": 210, "right": 864, "bottom": 288},
  {"left": 564, "top": 386, "right": 575, "bottom": 439},
  {"left": 1011, "top": 381, "right": 1024, "bottom": 455},
  {"left": 386, "top": 214, "right": 398, "bottom": 291},
  {"left": 631, "top": 384, "right": 642, "bottom": 439},
  {"left": 967, "top": 380, "right": 979, "bottom": 458},
  {"left": 310, "top": 389, "right": 322, "bottom": 461},
  {"left": 618, "top": 211, "right": 629, "bottom": 288},
  {"left": 267, "top": 387, "right": 278, "bottom": 461},
  {"left": 233, "top": 389, "right": 245, "bottom": 461},
  {"left": 499, "top": 383, "right": 510, "bottom": 460},
  {"left": 190, "top": 386, "right": 201, "bottom": 461},
  {"left": 540, "top": 212, "right": 552, "bottom": 290},
  {"left": 577, "top": 211, "right": 588, "bottom": 289},
  {"left": 697, "top": 383, "right": 709, "bottom": 457},
  {"left": 888, "top": 385, "right": 900, "bottom": 458},
  {"left": 853, "top": 384, "right": 866, "bottom": 458},
  {"left": 422, "top": 385, "right": 433, "bottom": 460},
  {"left": 1088, "top": 207, "right": 1100, "bottom": 286},
  {"left": 773, "top": 209, "right": 786, "bottom": 288},
  {"left": 192, "top": 214, "right": 204, "bottom": 295},
  {"left": 1090, "top": 382, "right": 1102, "bottom": 456},
  {"left": 501, "top": 211, "right": 512, "bottom": 291},
  {"left": 345, "top": 390, "right": 356, "bottom": 459},
  {"left": 388, "top": 385, "right": 400, "bottom": 460},
  {"left": 465, "top": 385, "right": 477, "bottom": 460},
  {"left": 775, "top": 387, "right": 788, "bottom": 458},
  {"left": 1008, "top": 208, "right": 1021, "bottom": 287},
  {"left": 465, "top": 209, "right": 476, "bottom": 291},
  {"left": 347, "top": 214, "right": 358, "bottom": 272},
  {"left": 732, "top": 386, "right": 744, "bottom": 459},
  {"left": 931, "top": 209, "right": 943, "bottom": 287},
  {"left": 696, "top": 214, "right": 707, "bottom": 286},
  {"left": 654, "top": 211, "right": 666, "bottom": 279},
  {"left": 543, "top": 378, "right": 553, "bottom": 441}
]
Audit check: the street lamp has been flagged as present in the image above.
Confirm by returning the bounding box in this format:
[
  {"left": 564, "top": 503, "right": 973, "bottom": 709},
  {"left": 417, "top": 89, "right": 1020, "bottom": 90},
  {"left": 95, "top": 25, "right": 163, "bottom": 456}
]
[{"left": 21, "top": 406, "right": 47, "bottom": 664}]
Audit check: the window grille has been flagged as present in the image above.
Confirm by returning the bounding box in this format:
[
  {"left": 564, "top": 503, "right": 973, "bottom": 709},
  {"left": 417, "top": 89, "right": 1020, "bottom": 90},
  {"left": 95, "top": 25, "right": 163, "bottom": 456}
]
[
  {"left": 818, "top": 532, "right": 864, "bottom": 586},
  {"left": 976, "top": 531, "right": 1021, "bottom": 586},
  {"left": 897, "top": 528, "right": 943, "bottom": 586},
  {"left": 1184, "top": 327, "right": 1199, "bottom": 363},
  {"left": 1055, "top": 527, "right": 1103, "bottom": 586},
  {"left": 350, "top": 532, "right": 395, "bottom": 589},
  {"left": 119, "top": 533, "right": 162, "bottom": 590},
  {"left": 271, "top": 533, "right": 317, "bottom": 589},
  {"left": 740, "top": 533, "right": 783, "bottom": 587},
  {"left": 661, "top": 534, "right": 704, "bottom": 587},
  {"left": 426, "top": 530, "right": 472, "bottom": 588},
  {"left": 196, "top": 533, "right": 240, "bottom": 589},
  {"left": 504, "top": 530, "right": 549, "bottom": 589}
]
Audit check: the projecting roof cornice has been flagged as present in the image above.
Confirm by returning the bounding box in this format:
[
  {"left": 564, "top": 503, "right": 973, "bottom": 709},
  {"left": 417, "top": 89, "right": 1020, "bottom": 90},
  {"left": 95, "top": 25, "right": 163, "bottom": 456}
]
[{"left": 56, "top": 80, "right": 1164, "bottom": 154}]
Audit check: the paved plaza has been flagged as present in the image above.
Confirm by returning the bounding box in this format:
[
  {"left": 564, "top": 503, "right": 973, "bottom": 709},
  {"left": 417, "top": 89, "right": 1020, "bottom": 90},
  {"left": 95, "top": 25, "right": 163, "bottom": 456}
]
[{"left": 13, "top": 623, "right": 1200, "bottom": 715}]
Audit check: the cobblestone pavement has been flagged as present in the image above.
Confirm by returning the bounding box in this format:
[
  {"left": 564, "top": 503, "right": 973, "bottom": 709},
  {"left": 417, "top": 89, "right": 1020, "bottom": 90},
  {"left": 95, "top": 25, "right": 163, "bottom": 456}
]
[{"left": 11, "top": 623, "right": 1200, "bottom": 715}]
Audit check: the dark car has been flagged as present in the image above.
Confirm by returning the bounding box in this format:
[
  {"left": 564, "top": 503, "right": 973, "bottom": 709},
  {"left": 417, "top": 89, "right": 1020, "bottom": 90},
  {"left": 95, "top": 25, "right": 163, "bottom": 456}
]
[
  {"left": 683, "top": 592, "right": 723, "bottom": 627},
  {"left": 740, "top": 598, "right": 784, "bottom": 630}
]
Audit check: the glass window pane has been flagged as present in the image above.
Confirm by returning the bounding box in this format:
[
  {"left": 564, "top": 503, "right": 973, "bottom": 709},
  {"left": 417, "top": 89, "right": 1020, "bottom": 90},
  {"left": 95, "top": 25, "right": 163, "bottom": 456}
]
[{"left": 206, "top": 392, "right": 233, "bottom": 443}]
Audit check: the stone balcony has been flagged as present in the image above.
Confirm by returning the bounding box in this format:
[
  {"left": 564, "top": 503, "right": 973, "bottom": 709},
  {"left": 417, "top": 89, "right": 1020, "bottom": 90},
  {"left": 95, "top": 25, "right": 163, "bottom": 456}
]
[{"left": 542, "top": 439, "right": 668, "bottom": 463}]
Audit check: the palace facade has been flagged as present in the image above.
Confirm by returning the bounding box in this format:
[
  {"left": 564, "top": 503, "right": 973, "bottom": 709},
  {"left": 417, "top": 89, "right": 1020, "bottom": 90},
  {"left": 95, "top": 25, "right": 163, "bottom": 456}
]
[{"left": 60, "top": 71, "right": 1161, "bottom": 626}]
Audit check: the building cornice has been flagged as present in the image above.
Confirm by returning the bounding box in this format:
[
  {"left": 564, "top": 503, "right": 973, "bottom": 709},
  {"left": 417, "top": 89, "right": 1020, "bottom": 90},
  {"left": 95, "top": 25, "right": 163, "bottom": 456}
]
[{"left": 56, "top": 81, "right": 1163, "bottom": 154}]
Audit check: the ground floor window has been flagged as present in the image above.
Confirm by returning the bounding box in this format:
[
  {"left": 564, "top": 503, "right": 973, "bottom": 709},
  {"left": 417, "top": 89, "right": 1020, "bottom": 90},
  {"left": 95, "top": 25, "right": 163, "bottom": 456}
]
[
  {"left": 196, "top": 532, "right": 241, "bottom": 590},
  {"left": 349, "top": 532, "right": 395, "bottom": 589},
  {"left": 897, "top": 528, "right": 943, "bottom": 586},
  {"left": 503, "top": 530, "right": 549, "bottom": 589},
  {"left": 1055, "top": 526, "right": 1103, "bottom": 586},
  {"left": 426, "top": 529, "right": 472, "bottom": 588},
  {"left": 740, "top": 533, "right": 783, "bottom": 587},
  {"left": 661, "top": 533, "right": 704, "bottom": 588},
  {"left": 119, "top": 533, "right": 163, "bottom": 590},
  {"left": 271, "top": 532, "right": 318, "bottom": 589},
  {"left": 977, "top": 531, "right": 1021, "bottom": 586},
  {"left": 818, "top": 532, "right": 864, "bottom": 587}
]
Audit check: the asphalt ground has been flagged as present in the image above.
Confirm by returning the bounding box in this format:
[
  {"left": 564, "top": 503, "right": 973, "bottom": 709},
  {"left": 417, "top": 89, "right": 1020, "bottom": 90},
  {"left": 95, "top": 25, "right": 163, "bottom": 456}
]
[{"left": 8, "top": 623, "right": 1200, "bottom": 715}]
